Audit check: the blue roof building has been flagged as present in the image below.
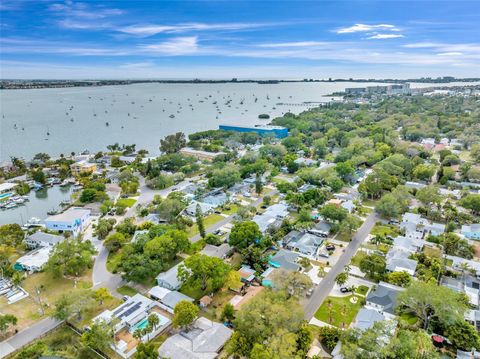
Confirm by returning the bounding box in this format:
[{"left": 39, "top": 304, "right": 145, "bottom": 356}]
[{"left": 219, "top": 124, "right": 288, "bottom": 138}]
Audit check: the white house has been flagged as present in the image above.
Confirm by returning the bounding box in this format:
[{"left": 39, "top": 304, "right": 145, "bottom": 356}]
[{"left": 44, "top": 207, "right": 91, "bottom": 237}]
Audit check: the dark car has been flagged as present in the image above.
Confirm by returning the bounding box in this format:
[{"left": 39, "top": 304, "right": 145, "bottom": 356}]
[
  {"left": 340, "top": 287, "right": 350, "bottom": 293},
  {"left": 326, "top": 244, "right": 335, "bottom": 251}
]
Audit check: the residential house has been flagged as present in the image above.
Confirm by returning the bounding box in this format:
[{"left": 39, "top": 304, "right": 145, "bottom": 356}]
[
  {"left": 183, "top": 202, "right": 214, "bottom": 217},
  {"left": 14, "top": 247, "right": 51, "bottom": 272},
  {"left": 180, "top": 147, "right": 226, "bottom": 161},
  {"left": 253, "top": 202, "right": 289, "bottom": 234},
  {"left": 238, "top": 266, "right": 256, "bottom": 284},
  {"left": 44, "top": 207, "right": 91, "bottom": 237},
  {"left": 365, "top": 282, "right": 404, "bottom": 319},
  {"left": 200, "top": 244, "right": 233, "bottom": 259},
  {"left": 156, "top": 262, "right": 183, "bottom": 290},
  {"left": 158, "top": 317, "right": 233, "bottom": 359},
  {"left": 201, "top": 190, "right": 229, "bottom": 207},
  {"left": 385, "top": 247, "right": 417, "bottom": 275},
  {"left": 70, "top": 160, "right": 96, "bottom": 176},
  {"left": 351, "top": 308, "right": 386, "bottom": 330},
  {"left": 269, "top": 249, "right": 301, "bottom": 271},
  {"left": 25, "top": 232, "right": 64, "bottom": 249},
  {"left": 294, "top": 157, "right": 317, "bottom": 167},
  {"left": 284, "top": 231, "right": 324, "bottom": 258},
  {"left": 392, "top": 236, "right": 424, "bottom": 254},
  {"left": 400, "top": 212, "right": 445, "bottom": 238},
  {"left": 461, "top": 224, "right": 480, "bottom": 240}
]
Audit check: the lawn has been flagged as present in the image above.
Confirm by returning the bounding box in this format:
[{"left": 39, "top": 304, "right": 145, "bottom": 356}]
[
  {"left": 423, "top": 246, "right": 442, "bottom": 258},
  {"left": 107, "top": 250, "right": 123, "bottom": 272},
  {"left": 186, "top": 214, "right": 224, "bottom": 237},
  {"left": 116, "top": 198, "right": 136, "bottom": 207},
  {"left": 200, "top": 289, "right": 236, "bottom": 321},
  {"left": 0, "top": 271, "right": 93, "bottom": 333},
  {"left": 355, "top": 285, "right": 369, "bottom": 296},
  {"left": 117, "top": 285, "right": 138, "bottom": 297},
  {"left": 180, "top": 279, "right": 207, "bottom": 300},
  {"left": 371, "top": 223, "right": 401, "bottom": 238},
  {"left": 222, "top": 204, "right": 238, "bottom": 215},
  {"left": 314, "top": 295, "right": 364, "bottom": 328}
]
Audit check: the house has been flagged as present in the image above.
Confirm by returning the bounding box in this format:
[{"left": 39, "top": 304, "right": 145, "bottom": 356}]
[
  {"left": 156, "top": 262, "right": 183, "bottom": 290},
  {"left": 161, "top": 291, "right": 195, "bottom": 313},
  {"left": 465, "top": 309, "right": 480, "bottom": 331},
  {"left": 25, "top": 232, "right": 64, "bottom": 249},
  {"left": 253, "top": 202, "right": 289, "bottom": 234},
  {"left": 457, "top": 349, "right": 480, "bottom": 359},
  {"left": 94, "top": 294, "right": 172, "bottom": 358},
  {"left": 400, "top": 212, "right": 445, "bottom": 237},
  {"left": 238, "top": 265, "right": 256, "bottom": 283},
  {"left": 385, "top": 247, "right": 417, "bottom": 275},
  {"left": 341, "top": 200, "right": 355, "bottom": 213},
  {"left": 218, "top": 124, "right": 288, "bottom": 139},
  {"left": 284, "top": 232, "right": 324, "bottom": 257},
  {"left": 311, "top": 221, "right": 332, "bottom": 237},
  {"left": 294, "top": 157, "right": 317, "bottom": 167},
  {"left": 179, "top": 147, "right": 226, "bottom": 161},
  {"left": 447, "top": 255, "right": 480, "bottom": 277},
  {"left": 184, "top": 202, "right": 214, "bottom": 217},
  {"left": 365, "top": 282, "right": 404, "bottom": 319},
  {"left": 70, "top": 161, "right": 96, "bottom": 176},
  {"left": 0, "top": 182, "right": 17, "bottom": 198},
  {"left": 392, "top": 236, "right": 424, "bottom": 254},
  {"left": 158, "top": 317, "right": 232, "bottom": 359},
  {"left": 440, "top": 274, "right": 480, "bottom": 308},
  {"left": 200, "top": 244, "right": 233, "bottom": 259},
  {"left": 352, "top": 308, "right": 386, "bottom": 330},
  {"left": 44, "top": 208, "right": 91, "bottom": 237},
  {"left": 461, "top": 224, "right": 480, "bottom": 240},
  {"left": 14, "top": 247, "right": 51, "bottom": 272},
  {"left": 269, "top": 249, "right": 300, "bottom": 271},
  {"left": 199, "top": 295, "right": 213, "bottom": 308},
  {"left": 201, "top": 190, "right": 229, "bottom": 207}
]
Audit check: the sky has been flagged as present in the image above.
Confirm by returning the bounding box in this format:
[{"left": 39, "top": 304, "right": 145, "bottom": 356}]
[{"left": 1, "top": 0, "right": 479, "bottom": 79}]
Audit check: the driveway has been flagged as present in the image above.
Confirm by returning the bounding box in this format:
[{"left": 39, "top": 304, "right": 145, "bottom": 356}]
[{"left": 303, "top": 211, "right": 378, "bottom": 320}]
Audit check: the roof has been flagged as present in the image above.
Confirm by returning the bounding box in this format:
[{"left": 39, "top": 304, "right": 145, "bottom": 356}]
[
  {"left": 156, "top": 262, "right": 182, "bottom": 289},
  {"left": 16, "top": 247, "right": 51, "bottom": 270},
  {"left": 386, "top": 247, "right": 417, "bottom": 273},
  {"left": 462, "top": 224, "right": 480, "bottom": 233},
  {"left": 26, "top": 232, "right": 64, "bottom": 246},
  {"left": 366, "top": 282, "right": 403, "bottom": 315},
  {"left": 353, "top": 308, "right": 386, "bottom": 330},
  {"left": 270, "top": 249, "right": 300, "bottom": 271},
  {"left": 0, "top": 182, "right": 17, "bottom": 192},
  {"left": 148, "top": 286, "right": 171, "bottom": 300},
  {"left": 200, "top": 244, "right": 232, "bottom": 259},
  {"left": 253, "top": 203, "right": 289, "bottom": 233},
  {"left": 287, "top": 232, "right": 323, "bottom": 257},
  {"left": 393, "top": 236, "right": 424, "bottom": 253},
  {"left": 158, "top": 317, "right": 233, "bottom": 359},
  {"left": 161, "top": 291, "right": 194, "bottom": 309},
  {"left": 45, "top": 208, "right": 90, "bottom": 223}
]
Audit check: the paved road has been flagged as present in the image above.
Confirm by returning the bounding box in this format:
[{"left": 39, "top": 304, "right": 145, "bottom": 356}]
[
  {"left": 190, "top": 189, "right": 278, "bottom": 243},
  {"left": 303, "top": 211, "right": 379, "bottom": 320},
  {"left": 0, "top": 317, "right": 62, "bottom": 358}
]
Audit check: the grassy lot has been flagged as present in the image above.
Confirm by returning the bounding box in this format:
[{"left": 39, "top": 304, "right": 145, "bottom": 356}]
[
  {"left": 315, "top": 295, "right": 364, "bottom": 328},
  {"left": 350, "top": 251, "right": 367, "bottom": 267},
  {"left": 0, "top": 271, "right": 92, "bottom": 333},
  {"left": 423, "top": 245, "right": 442, "bottom": 258},
  {"left": 200, "top": 289, "right": 236, "bottom": 321},
  {"left": 371, "top": 223, "right": 401, "bottom": 238},
  {"left": 186, "top": 214, "right": 224, "bottom": 237},
  {"left": 399, "top": 312, "right": 419, "bottom": 325},
  {"left": 106, "top": 250, "right": 123, "bottom": 273},
  {"left": 180, "top": 279, "right": 207, "bottom": 300},
  {"left": 116, "top": 198, "right": 136, "bottom": 207},
  {"left": 355, "top": 285, "right": 369, "bottom": 296},
  {"left": 222, "top": 204, "right": 238, "bottom": 215},
  {"left": 226, "top": 252, "right": 243, "bottom": 270},
  {"left": 117, "top": 285, "right": 138, "bottom": 297},
  {"left": 11, "top": 325, "right": 104, "bottom": 359}
]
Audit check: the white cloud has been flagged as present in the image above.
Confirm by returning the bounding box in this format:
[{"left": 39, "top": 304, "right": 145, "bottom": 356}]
[
  {"left": 336, "top": 23, "right": 399, "bottom": 34},
  {"left": 118, "top": 22, "right": 270, "bottom": 37},
  {"left": 437, "top": 52, "right": 463, "bottom": 56},
  {"left": 141, "top": 36, "right": 199, "bottom": 55},
  {"left": 256, "top": 41, "right": 328, "bottom": 48},
  {"left": 367, "top": 34, "right": 405, "bottom": 39}
]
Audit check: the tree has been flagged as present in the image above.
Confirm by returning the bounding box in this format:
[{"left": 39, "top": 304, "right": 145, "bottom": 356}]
[
  {"left": 416, "top": 185, "right": 441, "bottom": 214},
  {"left": 94, "top": 288, "right": 112, "bottom": 305},
  {"left": 440, "top": 232, "right": 473, "bottom": 259},
  {"left": 31, "top": 169, "right": 46, "bottom": 184},
  {"left": 104, "top": 232, "right": 127, "bottom": 252},
  {"left": 376, "top": 193, "right": 404, "bottom": 218},
  {"left": 386, "top": 271, "right": 412, "bottom": 287},
  {"left": 229, "top": 221, "right": 262, "bottom": 249},
  {"left": 134, "top": 343, "right": 157, "bottom": 359},
  {"left": 318, "top": 326, "right": 341, "bottom": 352},
  {"left": 385, "top": 327, "right": 440, "bottom": 359},
  {"left": 255, "top": 173, "right": 263, "bottom": 194},
  {"left": 335, "top": 272, "right": 349, "bottom": 287},
  {"left": 335, "top": 161, "right": 355, "bottom": 182},
  {"left": 359, "top": 254, "right": 386, "bottom": 280},
  {"left": 53, "top": 290, "right": 96, "bottom": 322},
  {"left": 319, "top": 204, "right": 348, "bottom": 223},
  {"left": 173, "top": 300, "right": 198, "bottom": 329},
  {"left": 195, "top": 204, "right": 206, "bottom": 238},
  {"left": 160, "top": 132, "right": 186, "bottom": 154},
  {"left": 272, "top": 270, "right": 313, "bottom": 299},
  {"left": 79, "top": 188, "right": 97, "bottom": 203},
  {"left": 339, "top": 215, "right": 361, "bottom": 238},
  {"left": 396, "top": 280, "right": 469, "bottom": 330},
  {"left": 208, "top": 164, "right": 241, "bottom": 188},
  {"left": 445, "top": 320, "right": 480, "bottom": 351},
  {"left": 0, "top": 224, "right": 24, "bottom": 247},
  {"left": 459, "top": 194, "right": 480, "bottom": 215},
  {"left": 82, "top": 320, "right": 114, "bottom": 352},
  {"left": 157, "top": 197, "right": 186, "bottom": 222},
  {"left": 178, "top": 254, "right": 230, "bottom": 291},
  {"left": 0, "top": 314, "right": 17, "bottom": 337},
  {"left": 412, "top": 164, "right": 436, "bottom": 182},
  {"left": 221, "top": 303, "right": 236, "bottom": 322},
  {"left": 46, "top": 239, "right": 96, "bottom": 278}
]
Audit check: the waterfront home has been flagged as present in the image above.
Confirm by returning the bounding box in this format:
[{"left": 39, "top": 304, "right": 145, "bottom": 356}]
[
  {"left": 70, "top": 160, "right": 96, "bottom": 176},
  {"left": 44, "top": 207, "right": 91, "bottom": 237},
  {"left": 94, "top": 293, "right": 171, "bottom": 358},
  {"left": 14, "top": 247, "right": 52, "bottom": 272},
  {"left": 461, "top": 224, "right": 480, "bottom": 240},
  {"left": 179, "top": 147, "right": 226, "bottom": 161},
  {"left": 365, "top": 282, "right": 404, "bottom": 320},
  {"left": 0, "top": 182, "right": 17, "bottom": 199},
  {"left": 158, "top": 317, "right": 233, "bottom": 359},
  {"left": 25, "top": 232, "right": 64, "bottom": 249}
]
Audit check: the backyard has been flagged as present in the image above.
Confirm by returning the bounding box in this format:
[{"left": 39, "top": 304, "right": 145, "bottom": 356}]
[
  {"left": 314, "top": 295, "right": 364, "bottom": 328},
  {"left": 186, "top": 213, "right": 224, "bottom": 237}
]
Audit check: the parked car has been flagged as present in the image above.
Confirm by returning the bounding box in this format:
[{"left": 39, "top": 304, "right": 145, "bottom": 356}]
[
  {"left": 326, "top": 244, "right": 335, "bottom": 251},
  {"left": 340, "top": 287, "right": 350, "bottom": 293}
]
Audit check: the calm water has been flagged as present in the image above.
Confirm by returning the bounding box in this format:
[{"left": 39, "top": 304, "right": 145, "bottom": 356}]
[
  {"left": 0, "top": 185, "right": 73, "bottom": 225},
  {"left": 0, "top": 81, "right": 398, "bottom": 161}
]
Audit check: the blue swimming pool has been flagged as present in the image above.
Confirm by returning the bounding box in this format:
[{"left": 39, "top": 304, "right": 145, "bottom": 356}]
[{"left": 129, "top": 312, "right": 170, "bottom": 333}]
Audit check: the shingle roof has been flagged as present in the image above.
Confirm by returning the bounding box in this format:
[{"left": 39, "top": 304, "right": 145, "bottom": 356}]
[{"left": 366, "top": 283, "right": 403, "bottom": 315}]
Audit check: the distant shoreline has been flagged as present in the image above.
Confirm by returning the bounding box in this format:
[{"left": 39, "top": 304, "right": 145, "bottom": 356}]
[{"left": 2, "top": 77, "right": 480, "bottom": 90}]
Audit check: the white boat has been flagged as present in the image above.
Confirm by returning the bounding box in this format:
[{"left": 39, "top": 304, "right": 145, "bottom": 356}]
[{"left": 4, "top": 202, "right": 17, "bottom": 209}]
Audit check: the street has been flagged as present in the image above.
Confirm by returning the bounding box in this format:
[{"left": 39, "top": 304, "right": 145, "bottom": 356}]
[{"left": 303, "top": 211, "right": 378, "bottom": 320}]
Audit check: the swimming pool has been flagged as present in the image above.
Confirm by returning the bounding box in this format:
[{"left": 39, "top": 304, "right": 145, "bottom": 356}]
[{"left": 129, "top": 312, "right": 170, "bottom": 333}]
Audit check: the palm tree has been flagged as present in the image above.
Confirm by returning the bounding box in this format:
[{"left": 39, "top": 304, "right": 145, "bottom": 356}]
[
  {"left": 148, "top": 314, "right": 160, "bottom": 331},
  {"left": 335, "top": 272, "right": 349, "bottom": 287}
]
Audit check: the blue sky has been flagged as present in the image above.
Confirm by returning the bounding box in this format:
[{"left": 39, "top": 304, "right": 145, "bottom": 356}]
[{"left": 1, "top": 0, "right": 479, "bottom": 79}]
